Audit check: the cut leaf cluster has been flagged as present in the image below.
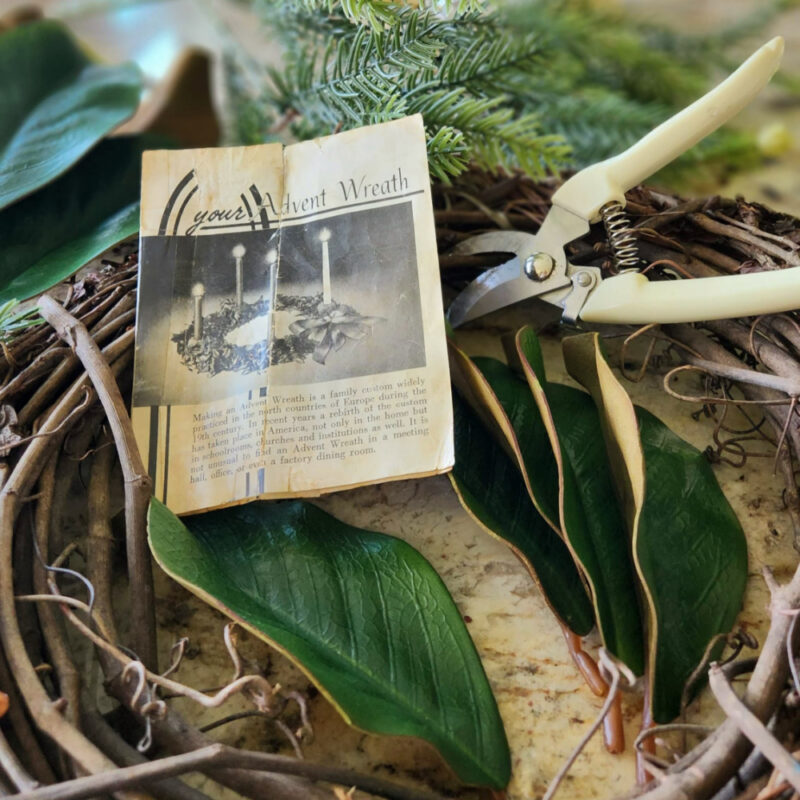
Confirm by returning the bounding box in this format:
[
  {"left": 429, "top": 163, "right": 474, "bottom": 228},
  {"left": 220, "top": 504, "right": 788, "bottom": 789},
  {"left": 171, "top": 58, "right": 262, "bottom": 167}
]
[{"left": 450, "top": 328, "right": 747, "bottom": 722}]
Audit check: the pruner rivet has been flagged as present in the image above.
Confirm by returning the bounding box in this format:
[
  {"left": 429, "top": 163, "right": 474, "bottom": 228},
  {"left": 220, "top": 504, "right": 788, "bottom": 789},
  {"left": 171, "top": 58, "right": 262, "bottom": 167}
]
[
  {"left": 524, "top": 253, "right": 555, "bottom": 281},
  {"left": 575, "top": 271, "right": 592, "bottom": 287}
]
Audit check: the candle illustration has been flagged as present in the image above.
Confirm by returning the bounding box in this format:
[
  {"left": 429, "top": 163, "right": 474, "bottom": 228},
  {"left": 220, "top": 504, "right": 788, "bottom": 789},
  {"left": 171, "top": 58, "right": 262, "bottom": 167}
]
[
  {"left": 232, "top": 243, "right": 246, "bottom": 310},
  {"left": 265, "top": 247, "right": 278, "bottom": 304},
  {"left": 191, "top": 282, "right": 205, "bottom": 340},
  {"left": 319, "top": 228, "right": 332, "bottom": 305}
]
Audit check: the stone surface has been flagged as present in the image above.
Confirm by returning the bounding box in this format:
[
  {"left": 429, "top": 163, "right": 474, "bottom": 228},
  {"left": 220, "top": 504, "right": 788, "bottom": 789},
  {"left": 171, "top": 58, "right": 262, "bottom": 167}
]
[{"left": 152, "top": 321, "right": 795, "bottom": 800}]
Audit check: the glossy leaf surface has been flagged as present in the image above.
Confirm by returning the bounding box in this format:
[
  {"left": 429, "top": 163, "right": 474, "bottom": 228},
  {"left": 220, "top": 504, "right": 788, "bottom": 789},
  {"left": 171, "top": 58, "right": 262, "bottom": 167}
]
[
  {"left": 516, "top": 329, "right": 644, "bottom": 675},
  {"left": 148, "top": 498, "right": 511, "bottom": 788},
  {"left": 449, "top": 341, "right": 559, "bottom": 529},
  {"left": 563, "top": 333, "right": 747, "bottom": 721},
  {"left": 453, "top": 334, "right": 643, "bottom": 674},
  {"left": 0, "top": 137, "right": 150, "bottom": 305},
  {"left": 451, "top": 389, "right": 594, "bottom": 635},
  {"left": 0, "top": 20, "right": 141, "bottom": 210}
]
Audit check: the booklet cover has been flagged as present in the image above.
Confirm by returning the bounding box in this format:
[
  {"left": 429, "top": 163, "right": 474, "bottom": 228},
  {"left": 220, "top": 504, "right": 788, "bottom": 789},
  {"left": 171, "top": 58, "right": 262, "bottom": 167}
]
[{"left": 131, "top": 115, "right": 454, "bottom": 514}]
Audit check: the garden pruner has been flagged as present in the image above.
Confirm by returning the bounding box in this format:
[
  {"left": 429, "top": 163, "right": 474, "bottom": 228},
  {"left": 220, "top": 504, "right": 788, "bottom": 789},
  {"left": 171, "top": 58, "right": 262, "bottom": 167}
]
[{"left": 447, "top": 36, "right": 797, "bottom": 327}]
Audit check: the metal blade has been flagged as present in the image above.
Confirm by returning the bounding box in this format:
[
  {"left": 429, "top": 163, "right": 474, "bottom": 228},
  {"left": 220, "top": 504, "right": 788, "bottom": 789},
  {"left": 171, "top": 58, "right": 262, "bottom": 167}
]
[
  {"left": 450, "top": 231, "right": 539, "bottom": 257},
  {"left": 447, "top": 258, "right": 524, "bottom": 327},
  {"left": 446, "top": 206, "right": 590, "bottom": 327}
]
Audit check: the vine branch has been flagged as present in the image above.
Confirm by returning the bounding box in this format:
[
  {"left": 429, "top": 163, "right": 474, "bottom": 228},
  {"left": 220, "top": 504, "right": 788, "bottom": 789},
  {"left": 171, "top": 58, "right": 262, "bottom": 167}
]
[{"left": 38, "top": 294, "right": 157, "bottom": 672}]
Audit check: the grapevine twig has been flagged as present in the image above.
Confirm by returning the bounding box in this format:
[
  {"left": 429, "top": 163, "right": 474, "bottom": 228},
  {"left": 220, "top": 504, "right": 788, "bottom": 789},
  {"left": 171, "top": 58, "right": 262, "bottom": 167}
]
[
  {"left": 708, "top": 664, "right": 800, "bottom": 794},
  {"left": 12, "top": 742, "right": 446, "bottom": 800},
  {"left": 38, "top": 295, "right": 156, "bottom": 672}
]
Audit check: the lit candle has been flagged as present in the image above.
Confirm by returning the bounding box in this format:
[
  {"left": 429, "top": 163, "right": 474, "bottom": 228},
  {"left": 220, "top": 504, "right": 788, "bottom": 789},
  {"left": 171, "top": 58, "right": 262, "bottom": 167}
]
[
  {"left": 232, "top": 244, "right": 246, "bottom": 309},
  {"left": 191, "top": 282, "right": 205, "bottom": 340},
  {"left": 319, "top": 228, "right": 331, "bottom": 305},
  {"left": 265, "top": 248, "right": 278, "bottom": 305}
]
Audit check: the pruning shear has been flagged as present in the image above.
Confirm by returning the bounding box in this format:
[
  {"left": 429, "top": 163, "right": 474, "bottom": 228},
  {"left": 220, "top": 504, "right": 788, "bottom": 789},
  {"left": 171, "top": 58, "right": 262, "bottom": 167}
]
[{"left": 447, "top": 37, "right": 795, "bottom": 328}]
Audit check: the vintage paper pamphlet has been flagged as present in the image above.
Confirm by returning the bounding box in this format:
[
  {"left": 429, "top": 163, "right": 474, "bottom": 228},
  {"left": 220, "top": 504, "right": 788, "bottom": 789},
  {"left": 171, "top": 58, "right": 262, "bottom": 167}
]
[{"left": 132, "top": 115, "right": 454, "bottom": 515}]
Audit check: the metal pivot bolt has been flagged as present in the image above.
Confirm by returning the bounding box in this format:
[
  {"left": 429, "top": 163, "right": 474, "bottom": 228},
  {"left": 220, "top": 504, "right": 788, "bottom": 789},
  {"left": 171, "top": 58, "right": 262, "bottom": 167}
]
[
  {"left": 575, "top": 271, "right": 592, "bottom": 287},
  {"left": 524, "top": 252, "right": 555, "bottom": 281}
]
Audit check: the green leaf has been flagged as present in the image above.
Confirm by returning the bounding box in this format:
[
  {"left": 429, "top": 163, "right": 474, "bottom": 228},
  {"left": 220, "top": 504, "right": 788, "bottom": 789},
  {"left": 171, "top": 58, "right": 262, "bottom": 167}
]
[
  {"left": 0, "top": 136, "right": 150, "bottom": 305},
  {"left": 0, "top": 20, "right": 142, "bottom": 210},
  {"left": 448, "top": 340, "right": 560, "bottom": 528},
  {"left": 515, "top": 328, "right": 644, "bottom": 676},
  {"left": 451, "top": 389, "right": 595, "bottom": 635},
  {"left": 148, "top": 498, "right": 511, "bottom": 789},
  {"left": 563, "top": 333, "right": 747, "bottom": 722},
  {"left": 0, "top": 298, "right": 41, "bottom": 342},
  {"left": 453, "top": 331, "right": 643, "bottom": 675}
]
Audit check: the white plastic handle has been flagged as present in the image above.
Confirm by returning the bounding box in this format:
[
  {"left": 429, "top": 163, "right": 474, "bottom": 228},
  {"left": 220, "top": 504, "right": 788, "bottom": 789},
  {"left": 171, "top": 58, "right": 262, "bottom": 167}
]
[
  {"left": 580, "top": 266, "right": 800, "bottom": 324},
  {"left": 552, "top": 36, "right": 784, "bottom": 222}
]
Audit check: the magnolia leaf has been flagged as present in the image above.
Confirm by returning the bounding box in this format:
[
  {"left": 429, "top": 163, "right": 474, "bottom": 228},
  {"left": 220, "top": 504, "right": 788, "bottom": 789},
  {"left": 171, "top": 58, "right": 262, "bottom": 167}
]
[
  {"left": 148, "top": 498, "right": 511, "bottom": 789},
  {"left": 448, "top": 340, "right": 559, "bottom": 528},
  {"left": 450, "top": 335, "right": 643, "bottom": 674},
  {"left": 0, "top": 20, "right": 142, "bottom": 210},
  {"left": 0, "top": 136, "right": 153, "bottom": 306},
  {"left": 450, "top": 389, "right": 595, "bottom": 635},
  {"left": 515, "top": 328, "right": 644, "bottom": 675},
  {"left": 563, "top": 332, "right": 747, "bottom": 722}
]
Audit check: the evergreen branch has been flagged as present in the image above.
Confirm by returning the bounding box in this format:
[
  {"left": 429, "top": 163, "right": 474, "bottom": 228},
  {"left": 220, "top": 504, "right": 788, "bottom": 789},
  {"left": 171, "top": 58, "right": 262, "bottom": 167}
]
[
  {"left": 502, "top": 0, "right": 707, "bottom": 106},
  {"left": 526, "top": 88, "right": 667, "bottom": 166},
  {"left": 263, "top": 8, "right": 565, "bottom": 177},
  {"left": 266, "top": 9, "right": 449, "bottom": 125},
  {"left": 222, "top": 52, "right": 275, "bottom": 145},
  {"left": 408, "top": 88, "right": 569, "bottom": 177},
  {"left": 418, "top": 32, "right": 544, "bottom": 96},
  {"left": 529, "top": 86, "right": 760, "bottom": 178},
  {"left": 330, "top": 10, "right": 449, "bottom": 78},
  {"left": 235, "top": 0, "right": 796, "bottom": 181},
  {"left": 268, "top": 55, "right": 406, "bottom": 128},
  {"left": 255, "top": 0, "right": 486, "bottom": 29},
  {"left": 262, "top": 6, "right": 354, "bottom": 54},
  {"left": 426, "top": 126, "right": 469, "bottom": 182}
]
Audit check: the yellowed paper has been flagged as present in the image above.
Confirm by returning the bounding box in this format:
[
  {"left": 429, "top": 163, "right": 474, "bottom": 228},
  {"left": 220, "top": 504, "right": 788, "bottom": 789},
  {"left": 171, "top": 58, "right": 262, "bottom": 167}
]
[{"left": 132, "top": 116, "right": 453, "bottom": 514}]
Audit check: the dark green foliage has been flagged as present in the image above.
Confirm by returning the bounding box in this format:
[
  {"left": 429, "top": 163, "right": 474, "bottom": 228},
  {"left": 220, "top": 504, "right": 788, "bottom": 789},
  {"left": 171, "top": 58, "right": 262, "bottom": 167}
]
[
  {"left": 0, "top": 19, "right": 142, "bottom": 209},
  {"left": 499, "top": 0, "right": 791, "bottom": 174},
  {"left": 228, "top": 0, "right": 798, "bottom": 181},
  {"left": 229, "top": 4, "right": 570, "bottom": 179},
  {"left": 256, "top": 7, "right": 568, "bottom": 179},
  {"left": 223, "top": 52, "right": 276, "bottom": 146},
  {"left": 149, "top": 498, "right": 512, "bottom": 787}
]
